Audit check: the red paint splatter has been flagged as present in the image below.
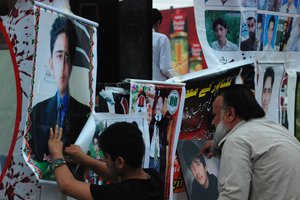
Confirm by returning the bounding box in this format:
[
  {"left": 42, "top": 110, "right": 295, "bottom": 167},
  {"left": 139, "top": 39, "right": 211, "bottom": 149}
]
[
  {"left": 2, "top": 156, "right": 35, "bottom": 199},
  {"left": 20, "top": 176, "right": 34, "bottom": 183},
  {"left": 5, "top": 184, "right": 15, "bottom": 200},
  {"left": 25, "top": 55, "right": 33, "bottom": 61},
  {"left": 11, "top": 9, "right": 19, "bottom": 18}
]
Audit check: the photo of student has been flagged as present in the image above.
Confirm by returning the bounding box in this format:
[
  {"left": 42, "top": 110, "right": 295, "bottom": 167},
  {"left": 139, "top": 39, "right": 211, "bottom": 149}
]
[
  {"left": 261, "top": 67, "right": 275, "bottom": 114},
  {"left": 280, "top": 0, "right": 298, "bottom": 13},
  {"left": 256, "top": 14, "right": 265, "bottom": 51},
  {"left": 267, "top": 0, "right": 282, "bottom": 11},
  {"left": 240, "top": 15, "right": 257, "bottom": 51},
  {"left": 205, "top": 11, "right": 240, "bottom": 53},
  {"left": 264, "top": 15, "right": 278, "bottom": 51},
  {"left": 211, "top": 18, "right": 238, "bottom": 51},
  {"left": 178, "top": 140, "right": 219, "bottom": 200},
  {"left": 256, "top": 64, "right": 284, "bottom": 123},
  {"left": 29, "top": 16, "right": 91, "bottom": 163}
]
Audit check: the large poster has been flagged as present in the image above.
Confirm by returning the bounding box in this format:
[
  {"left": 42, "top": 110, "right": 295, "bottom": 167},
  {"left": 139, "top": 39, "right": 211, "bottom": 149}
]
[
  {"left": 24, "top": 5, "right": 97, "bottom": 181},
  {"left": 129, "top": 80, "right": 185, "bottom": 200},
  {"left": 174, "top": 60, "right": 255, "bottom": 200}
]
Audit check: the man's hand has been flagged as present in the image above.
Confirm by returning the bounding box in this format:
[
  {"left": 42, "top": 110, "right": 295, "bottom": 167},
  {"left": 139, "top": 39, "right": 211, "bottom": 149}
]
[
  {"left": 48, "top": 125, "right": 64, "bottom": 159},
  {"left": 200, "top": 140, "right": 215, "bottom": 159},
  {"left": 64, "top": 145, "right": 87, "bottom": 164}
]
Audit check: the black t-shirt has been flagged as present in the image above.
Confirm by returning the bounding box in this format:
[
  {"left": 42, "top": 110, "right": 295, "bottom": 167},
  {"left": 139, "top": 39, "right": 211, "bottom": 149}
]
[
  {"left": 90, "top": 169, "right": 163, "bottom": 200},
  {"left": 191, "top": 173, "right": 219, "bottom": 200}
]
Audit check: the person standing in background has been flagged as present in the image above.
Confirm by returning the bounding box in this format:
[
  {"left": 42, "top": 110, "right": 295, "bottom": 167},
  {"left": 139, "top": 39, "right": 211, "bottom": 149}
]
[{"left": 152, "top": 8, "right": 173, "bottom": 81}]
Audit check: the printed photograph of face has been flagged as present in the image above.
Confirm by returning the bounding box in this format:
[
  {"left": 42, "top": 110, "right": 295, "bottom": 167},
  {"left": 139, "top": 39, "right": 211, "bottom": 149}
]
[
  {"left": 256, "top": 63, "right": 284, "bottom": 123},
  {"left": 205, "top": 10, "right": 240, "bottom": 51},
  {"left": 177, "top": 140, "right": 220, "bottom": 200},
  {"left": 240, "top": 11, "right": 257, "bottom": 51},
  {"left": 261, "top": 67, "right": 274, "bottom": 113},
  {"left": 263, "top": 15, "right": 278, "bottom": 51}
]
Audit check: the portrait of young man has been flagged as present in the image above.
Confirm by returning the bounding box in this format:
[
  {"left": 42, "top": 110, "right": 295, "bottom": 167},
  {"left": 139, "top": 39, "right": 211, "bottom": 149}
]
[
  {"left": 256, "top": 63, "right": 284, "bottom": 123},
  {"left": 29, "top": 15, "right": 91, "bottom": 165},
  {"left": 211, "top": 18, "right": 238, "bottom": 51},
  {"left": 179, "top": 140, "right": 219, "bottom": 200},
  {"left": 264, "top": 15, "right": 277, "bottom": 51}
]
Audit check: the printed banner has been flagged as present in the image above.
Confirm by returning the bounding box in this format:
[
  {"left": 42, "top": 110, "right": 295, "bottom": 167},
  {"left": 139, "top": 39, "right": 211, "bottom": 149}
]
[
  {"left": 24, "top": 5, "right": 97, "bottom": 181},
  {"left": 180, "top": 62, "right": 255, "bottom": 140},
  {"left": 129, "top": 81, "right": 185, "bottom": 200},
  {"left": 160, "top": 7, "right": 208, "bottom": 75},
  {"left": 194, "top": 0, "right": 300, "bottom": 69},
  {"left": 174, "top": 60, "right": 255, "bottom": 199}
]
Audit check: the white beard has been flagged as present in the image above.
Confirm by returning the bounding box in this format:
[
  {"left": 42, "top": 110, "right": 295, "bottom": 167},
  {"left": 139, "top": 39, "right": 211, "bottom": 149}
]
[{"left": 213, "top": 118, "right": 230, "bottom": 145}]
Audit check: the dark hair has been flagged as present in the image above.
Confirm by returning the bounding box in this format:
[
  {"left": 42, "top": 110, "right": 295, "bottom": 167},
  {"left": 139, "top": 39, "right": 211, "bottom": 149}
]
[
  {"left": 182, "top": 141, "right": 206, "bottom": 167},
  {"left": 50, "top": 17, "right": 77, "bottom": 63},
  {"left": 218, "top": 84, "right": 265, "bottom": 121},
  {"left": 213, "top": 18, "right": 227, "bottom": 30},
  {"left": 263, "top": 67, "right": 274, "bottom": 88},
  {"left": 0, "top": 1, "right": 9, "bottom": 15},
  {"left": 152, "top": 8, "right": 162, "bottom": 26},
  {"left": 247, "top": 16, "right": 256, "bottom": 23},
  {"left": 268, "top": 15, "right": 275, "bottom": 29},
  {"left": 99, "top": 122, "right": 145, "bottom": 168},
  {"left": 257, "top": 14, "right": 262, "bottom": 24}
]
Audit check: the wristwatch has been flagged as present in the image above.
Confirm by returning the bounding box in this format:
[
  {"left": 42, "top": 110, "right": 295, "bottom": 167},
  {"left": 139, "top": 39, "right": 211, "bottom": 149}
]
[{"left": 50, "top": 158, "right": 66, "bottom": 172}]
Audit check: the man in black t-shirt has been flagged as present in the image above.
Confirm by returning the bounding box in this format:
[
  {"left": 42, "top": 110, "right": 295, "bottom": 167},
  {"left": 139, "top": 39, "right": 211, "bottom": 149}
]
[{"left": 48, "top": 122, "right": 163, "bottom": 200}]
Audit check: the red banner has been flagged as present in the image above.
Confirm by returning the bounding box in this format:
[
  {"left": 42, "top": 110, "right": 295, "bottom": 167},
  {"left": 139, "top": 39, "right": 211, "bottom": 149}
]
[{"left": 160, "top": 7, "right": 207, "bottom": 75}]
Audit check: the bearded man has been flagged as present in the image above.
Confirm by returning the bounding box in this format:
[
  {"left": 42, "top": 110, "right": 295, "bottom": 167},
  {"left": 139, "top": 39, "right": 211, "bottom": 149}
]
[
  {"left": 201, "top": 85, "right": 300, "bottom": 200},
  {"left": 241, "top": 16, "right": 257, "bottom": 51}
]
